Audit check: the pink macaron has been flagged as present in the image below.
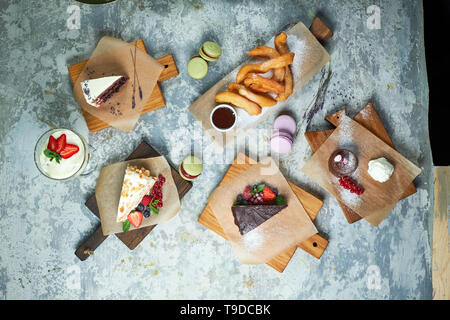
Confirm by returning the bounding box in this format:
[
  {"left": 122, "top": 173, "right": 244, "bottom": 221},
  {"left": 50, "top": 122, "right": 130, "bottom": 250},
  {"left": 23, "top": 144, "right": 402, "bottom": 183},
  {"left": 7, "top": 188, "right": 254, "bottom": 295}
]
[
  {"left": 270, "top": 134, "right": 293, "bottom": 153},
  {"left": 273, "top": 115, "right": 297, "bottom": 136},
  {"left": 271, "top": 129, "right": 294, "bottom": 141},
  {"left": 270, "top": 115, "right": 296, "bottom": 153}
]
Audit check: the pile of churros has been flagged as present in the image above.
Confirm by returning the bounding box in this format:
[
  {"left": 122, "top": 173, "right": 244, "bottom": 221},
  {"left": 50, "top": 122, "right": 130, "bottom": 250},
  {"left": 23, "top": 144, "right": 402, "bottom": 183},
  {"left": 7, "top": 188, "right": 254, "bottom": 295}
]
[{"left": 215, "top": 32, "right": 294, "bottom": 116}]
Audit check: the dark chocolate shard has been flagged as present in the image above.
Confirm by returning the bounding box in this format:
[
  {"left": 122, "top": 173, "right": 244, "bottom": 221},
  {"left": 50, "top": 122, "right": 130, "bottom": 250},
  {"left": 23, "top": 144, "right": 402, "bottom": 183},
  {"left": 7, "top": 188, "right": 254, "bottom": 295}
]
[{"left": 231, "top": 204, "right": 287, "bottom": 235}]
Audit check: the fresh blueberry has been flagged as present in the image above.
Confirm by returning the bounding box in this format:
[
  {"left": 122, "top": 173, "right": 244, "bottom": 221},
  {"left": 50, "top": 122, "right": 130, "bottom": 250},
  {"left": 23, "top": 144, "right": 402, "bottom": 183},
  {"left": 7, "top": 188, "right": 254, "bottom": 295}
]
[
  {"left": 237, "top": 194, "right": 243, "bottom": 201},
  {"left": 242, "top": 200, "right": 248, "bottom": 205},
  {"left": 272, "top": 188, "right": 279, "bottom": 195},
  {"left": 143, "top": 207, "right": 151, "bottom": 218},
  {"left": 136, "top": 203, "right": 145, "bottom": 212},
  {"left": 253, "top": 184, "right": 257, "bottom": 190}
]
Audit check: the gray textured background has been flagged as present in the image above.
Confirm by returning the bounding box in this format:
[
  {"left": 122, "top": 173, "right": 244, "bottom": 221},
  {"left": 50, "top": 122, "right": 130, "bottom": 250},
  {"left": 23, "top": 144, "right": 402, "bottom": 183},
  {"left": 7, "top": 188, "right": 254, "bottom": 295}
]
[{"left": 0, "top": 0, "right": 433, "bottom": 299}]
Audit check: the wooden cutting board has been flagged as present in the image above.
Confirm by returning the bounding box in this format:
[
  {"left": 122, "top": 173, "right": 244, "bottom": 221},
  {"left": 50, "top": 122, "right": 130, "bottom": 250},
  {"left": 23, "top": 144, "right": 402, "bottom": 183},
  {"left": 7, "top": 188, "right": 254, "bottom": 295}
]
[
  {"left": 75, "top": 140, "right": 192, "bottom": 261},
  {"left": 198, "top": 154, "right": 328, "bottom": 273},
  {"left": 68, "top": 40, "right": 179, "bottom": 132},
  {"left": 304, "top": 102, "right": 417, "bottom": 223}
]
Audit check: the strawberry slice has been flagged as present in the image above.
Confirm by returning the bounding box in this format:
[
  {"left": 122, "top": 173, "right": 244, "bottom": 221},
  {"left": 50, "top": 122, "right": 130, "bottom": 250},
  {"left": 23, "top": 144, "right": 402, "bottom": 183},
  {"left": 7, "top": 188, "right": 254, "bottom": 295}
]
[
  {"left": 47, "top": 135, "right": 57, "bottom": 152},
  {"left": 55, "top": 134, "right": 66, "bottom": 153},
  {"left": 262, "top": 186, "right": 276, "bottom": 202},
  {"left": 60, "top": 144, "right": 79, "bottom": 159},
  {"left": 128, "top": 210, "right": 143, "bottom": 228},
  {"left": 243, "top": 187, "right": 252, "bottom": 200}
]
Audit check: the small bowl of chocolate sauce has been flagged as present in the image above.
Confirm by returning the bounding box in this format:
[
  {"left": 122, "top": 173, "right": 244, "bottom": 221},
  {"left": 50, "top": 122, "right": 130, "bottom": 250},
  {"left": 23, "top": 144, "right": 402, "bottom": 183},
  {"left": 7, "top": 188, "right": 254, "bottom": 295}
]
[{"left": 210, "top": 104, "right": 237, "bottom": 132}]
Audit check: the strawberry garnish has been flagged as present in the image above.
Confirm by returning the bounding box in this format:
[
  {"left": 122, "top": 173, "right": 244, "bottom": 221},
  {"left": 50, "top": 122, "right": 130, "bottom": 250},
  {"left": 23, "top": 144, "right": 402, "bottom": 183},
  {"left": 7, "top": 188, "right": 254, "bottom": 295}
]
[
  {"left": 47, "top": 136, "right": 57, "bottom": 152},
  {"left": 262, "top": 186, "right": 276, "bottom": 202},
  {"left": 128, "top": 210, "right": 143, "bottom": 228},
  {"left": 243, "top": 187, "right": 252, "bottom": 200},
  {"left": 141, "top": 195, "right": 151, "bottom": 206},
  {"left": 55, "top": 134, "right": 66, "bottom": 153},
  {"left": 60, "top": 144, "right": 79, "bottom": 159}
]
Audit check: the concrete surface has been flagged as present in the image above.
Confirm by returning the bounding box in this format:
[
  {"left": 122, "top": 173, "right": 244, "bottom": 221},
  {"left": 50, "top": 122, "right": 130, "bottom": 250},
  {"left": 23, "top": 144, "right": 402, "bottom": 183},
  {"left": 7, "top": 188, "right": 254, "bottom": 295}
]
[{"left": 0, "top": 0, "right": 433, "bottom": 299}]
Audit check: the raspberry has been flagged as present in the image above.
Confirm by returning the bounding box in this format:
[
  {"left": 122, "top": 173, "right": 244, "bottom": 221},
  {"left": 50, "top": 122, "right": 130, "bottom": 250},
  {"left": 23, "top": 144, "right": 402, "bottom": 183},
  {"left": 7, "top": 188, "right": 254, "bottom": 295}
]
[{"left": 141, "top": 195, "right": 151, "bottom": 206}]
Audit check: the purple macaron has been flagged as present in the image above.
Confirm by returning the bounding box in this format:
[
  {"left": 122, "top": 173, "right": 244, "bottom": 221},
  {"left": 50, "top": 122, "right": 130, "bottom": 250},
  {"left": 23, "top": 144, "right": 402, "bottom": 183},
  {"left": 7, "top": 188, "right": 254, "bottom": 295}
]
[
  {"left": 273, "top": 115, "right": 297, "bottom": 136},
  {"left": 270, "top": 135, "right": 293, "bottom": 153},
  {"left": 270, "top": 115, "right": 296, "bottom": 153}
]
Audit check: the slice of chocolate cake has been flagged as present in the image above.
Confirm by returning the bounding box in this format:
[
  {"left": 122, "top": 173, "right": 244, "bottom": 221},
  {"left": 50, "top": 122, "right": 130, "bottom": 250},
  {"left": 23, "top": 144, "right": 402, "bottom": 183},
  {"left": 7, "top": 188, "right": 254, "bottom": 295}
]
[
  {"left": 232, "top": 183, "right": 288, "bottom": 235},
  {"left": 81, "top": 75, "right": 128, "bottom": 107},
  {"left": 232, "top": 204, "right": 287, "bottom": 235}
]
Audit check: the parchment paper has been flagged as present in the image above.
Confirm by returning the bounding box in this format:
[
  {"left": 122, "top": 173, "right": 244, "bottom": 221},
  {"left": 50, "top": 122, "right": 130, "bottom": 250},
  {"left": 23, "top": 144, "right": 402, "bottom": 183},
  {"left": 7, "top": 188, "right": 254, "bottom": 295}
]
[
  {"left": 96, "top": 156, "right": 181, "bottom": 235},
  {"left": 302, "top": 115, "right": 422, "bottom": 226},
  {"left": 189, "top": 21, "right": 330, "bottom": 149},
  {"left": 208, "top": 157, "right": 318, "bottom": 264},
  {"left": 73, "top": 36, "right": 164, "bottom": 132}
]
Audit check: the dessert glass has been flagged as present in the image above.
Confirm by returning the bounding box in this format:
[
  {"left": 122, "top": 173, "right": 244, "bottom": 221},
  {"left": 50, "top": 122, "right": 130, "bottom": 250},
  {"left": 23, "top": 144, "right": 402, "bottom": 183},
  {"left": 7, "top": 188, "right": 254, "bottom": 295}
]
[{"left": 34, "top": 128, "right": 90, "bottom": 181}]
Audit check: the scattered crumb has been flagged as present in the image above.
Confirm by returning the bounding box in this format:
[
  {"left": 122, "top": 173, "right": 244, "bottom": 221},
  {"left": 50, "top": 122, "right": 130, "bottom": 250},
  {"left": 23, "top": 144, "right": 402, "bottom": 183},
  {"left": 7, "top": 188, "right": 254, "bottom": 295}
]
[
  {"left": 191, "top": 0, "right": 203, "bottom": 10},
  {"left": 244, "top": 276, "right": 254, "bottom": 288},
  {"left": 154, "top": 270, "right": 159, "bottom": 275},
  {"left": 387, "top": 82, "right": 394, "bottom": 90}
]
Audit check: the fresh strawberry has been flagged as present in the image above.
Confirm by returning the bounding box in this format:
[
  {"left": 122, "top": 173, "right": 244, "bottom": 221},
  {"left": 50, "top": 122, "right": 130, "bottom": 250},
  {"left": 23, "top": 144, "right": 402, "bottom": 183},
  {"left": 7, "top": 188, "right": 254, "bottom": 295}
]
[
  {"left": 262, "top": 186, "right": 276, "bottom": 202},
  {"left": 141, "top": 195, "right": 151, "bottom": 206},
  {"left": 127, "top": 210, "right": 143, "bottom": 228},
  {"left": 47, "top": 135, "right": 57, "bottom": 152},
  {"left": 60, "top": 144, "right": 79, "bottom": 159},
  {"left": 55, "top": 134, "right": 66, "bottom": 153},
  {"left": 242, "top": 187, "right": 252, "bottom": 200}
]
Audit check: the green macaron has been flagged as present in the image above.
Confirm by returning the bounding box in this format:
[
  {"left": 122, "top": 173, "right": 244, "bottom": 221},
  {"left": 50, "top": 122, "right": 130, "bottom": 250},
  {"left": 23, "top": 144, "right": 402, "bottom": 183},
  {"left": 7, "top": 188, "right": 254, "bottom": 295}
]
[
  {"left": 187, "top": 55, "right": 208, "bottom": 79},
  {"left": 179, "top": 156, "right": 203, "bottom": 181},
  {"left": 199, "top": 41, "right": 222, "bottom": 62}
]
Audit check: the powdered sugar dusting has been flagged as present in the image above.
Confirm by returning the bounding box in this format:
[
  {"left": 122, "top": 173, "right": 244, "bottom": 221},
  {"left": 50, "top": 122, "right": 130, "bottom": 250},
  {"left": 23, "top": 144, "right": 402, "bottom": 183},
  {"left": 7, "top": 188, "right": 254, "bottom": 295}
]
[
  {"left": 338, "top": 184, "right": 363, "bottom": 208},
  {"left": 286, "top": 34, "right": 307, "bottom": 83},
  {"left": 242, "top": 228, "right": 265, "bottom": 251},
  {"left": 333, "top": 115, "right": 355, "bottom": 147},
  {"left": 358, "top": 106, "right": 373, "bottom": 120}
]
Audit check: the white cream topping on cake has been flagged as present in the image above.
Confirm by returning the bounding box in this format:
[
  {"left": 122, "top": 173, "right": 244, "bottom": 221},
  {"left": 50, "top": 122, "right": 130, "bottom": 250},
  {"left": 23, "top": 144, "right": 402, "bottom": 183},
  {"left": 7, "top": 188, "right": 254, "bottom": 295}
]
[
  {"left": 368, "top": 157, "right": 394, "bottom": 183},
  {"left": 81, "top": 75, "right": 127, "bottom": 107},
  {"left": 117, "top": 165, "right": 157, "bottom": 222}
]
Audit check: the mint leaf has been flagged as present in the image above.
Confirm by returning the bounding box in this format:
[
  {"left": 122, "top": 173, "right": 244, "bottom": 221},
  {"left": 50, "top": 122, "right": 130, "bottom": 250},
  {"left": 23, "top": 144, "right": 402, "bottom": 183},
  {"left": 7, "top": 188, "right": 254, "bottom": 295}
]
[
  {"left": 249, "top": 184, "right": 265, "bottom": 194},
  {"left": 43, "top": 149, "right": 62, "bottom": 164},
  {"left": 150, "top": 205, "right": 159, "bottom": 214},
  {"left": 122, "top": 220, "right": 130, "bottom": 232},
  {"left": 255, "top": 183, "right": 265, "bottom": 193},
  {"left": 274, "top": 196, "right": 286, "bottom": 205},
  {"left": 233, "top": 200, "right": 243, "bottom": 206}
]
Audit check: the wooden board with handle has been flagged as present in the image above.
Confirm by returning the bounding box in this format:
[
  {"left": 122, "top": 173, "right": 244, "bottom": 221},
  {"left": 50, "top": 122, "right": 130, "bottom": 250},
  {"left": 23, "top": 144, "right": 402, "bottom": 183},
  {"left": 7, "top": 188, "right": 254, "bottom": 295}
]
[
  {"left": 68, "top": 40, "right": 179, "bottom": 132},
  {"left": 197, "top": 17, "right": 333, "bottom": 273},
  {"left": 198, "top": 153, "right": 328, "bottom": 273},
  {"left": 304, "top": 102, "right": 417, "bottom": 223},
  {"left": 75, "top": 140, "right": 192, "bottom": 261}
]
